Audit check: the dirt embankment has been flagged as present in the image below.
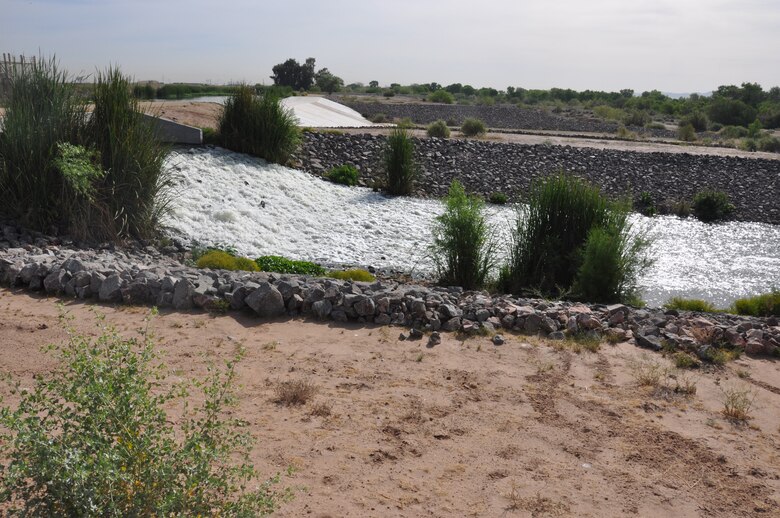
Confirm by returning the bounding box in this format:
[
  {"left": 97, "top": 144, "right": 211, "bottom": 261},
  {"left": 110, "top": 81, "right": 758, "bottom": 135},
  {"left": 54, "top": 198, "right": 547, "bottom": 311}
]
[{"left": 1, "top": 290, "right": 778, "bottom": 517}]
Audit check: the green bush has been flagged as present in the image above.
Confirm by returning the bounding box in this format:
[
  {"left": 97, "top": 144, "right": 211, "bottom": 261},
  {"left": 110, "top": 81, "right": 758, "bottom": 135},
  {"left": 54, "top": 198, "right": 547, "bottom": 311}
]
[
  {"left": 197, "top": 250, "right": 259, "bottom": 271},
  {"left": 623, "top": 110, "right": 650, "bottom": 127},
  {"left": 0, "top": 316, "right": 283, "bottom": 516},
  {"left": 719, "top": 125, "right": 749, "bottom": 139},
  {"left": 327, "top": 269, "right": 376, "bottom": 282},
  {"left": 426, "top": 120, "right": 451, "bottom": 138},
  {"left": 501, "top": 174, "right": 650, "bottom": 303},
  {"left": 678, "top": 123, "right": 696, "bottom": 142},
  {"left": 427, "top": 90, "right": 454, "bottom": 104},
  {"left": 593, "top": 105, "right": 625, "bottom": 121},
  {"left": 664, "top": 297, "right": 719, "bottom": 313},
  {"left": 461, "top": 118, "right": 486, "bottom": 137},
  {"left": 636, "top": 191, "right": 656, "bottom": 216},
  {"left": 756, "top": 134, "right": 780, "bottom": 152},
  {"left": 489, "top": 192, "right": 508, "bottom": 204},
  {"left": 370, "top": 113, "right": 388, "bottom": 123},
  {"left": 383, "top": 90, "right": 395, "bottom": 98},
  {"left": 383, "top": 127, "right": 417, "bottom": 195},
  {"left": 692, "top": 190, "right": 734, "bottom": 222},
  {"left": 668, "top": 199, "right": 691, "bottom": 218},
  {"left": 325, "top": 164, "right": 360, "bottom": 186},
  {"left": 731, "top": 290, "right": 780, "bottom": 317},
  {"left": 430, "top": 181, "right": 495, "bottom": 290},
  {"left": 218, "top": 85, "right": 300, "bottom": 164},
  {"left": 201, "top": 126, "right": 220, "bottom": 145},
  {"left": 255, "top": 255, "right": 326, "bottom": 275},
  {"left": 680, "top": 112, "right": 708, "bottom": 132}
]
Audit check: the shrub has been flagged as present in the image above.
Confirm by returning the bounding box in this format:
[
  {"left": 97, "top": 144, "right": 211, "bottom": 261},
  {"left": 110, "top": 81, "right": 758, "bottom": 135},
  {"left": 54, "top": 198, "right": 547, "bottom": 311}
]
[
  {"left": 636, "top": 191, "right": 656, "bottom": 216},
  {"left": 664, "top": 297, "right": 718, "bottom": 313},
  {"left": 325, "top": 164, "right": 360, "bottom": 186},
  {"left": 616, "top": 125, "right": 637, "bottom": 139},
  {"left": 668, "top": 199, "right": 691, "bottom": 218},
  {"left": 719, "top": 125, "right": 749, "bottom": 139},
  {"left": 89, "top": 67, "right": 172, "bottom": 238},
  {"left": 383, "top": 127, "right": 417, "bottom": 195},
  {"left": 501, "top": 174, "right": 650, "bottom": 303},
  {"left": 327, "top": 269, "right": 375, "bottom": 282},
  {"left": 0, "top": 316, "right": 283, "bottom": 516},
  {"left": 201, "top": 126, "right": 220, "bottom": 145},
  {"left": 677, "top": 123, "right": 696, "bottom": 142},
  {"left": 370, "top": 113, "right": 388, "bottom": 123},
  {"left": 623, "top": 110, "right": 650, "bottom": 127},
  {"left": 461, "top": 118, "right": 486, "bottom": 137},
  {"left": 692, "top": 189, "right": 734, "bottom": 222},
  {"left": 197, "top": 250, "right": 259, "bottom": 271},
  {"left": 673, "top": 352, "right": 698, "bottom": 369},
  {"left": 680, "top": 112, "right": 708, "bottom": 132},
  {"left": 218, "top": 85, "right": 300, "bottom": 164},
  {"left": 427, "top": 90, "right": 454, "bottom": 104},
  {"left": 731, "top": 290, "right": 780, "bottom": 317},
  {"left": 426, "top": 120, "right": 451, "bottom": 138},
  {"left": 756, "top": 134, "right": 780, "bottom": 152},
  {"left": 593, "top": 105, "right": 625, "bottom": 121},
  {"left": 382, "top": 90, "right": 395, "bottom": 98},
  {"left": 489, "top": 192, "right": 508, "bottom": 204},
  {"left": 255, "top": 255, "right": 326, "bottom": 275},
  {"left": 430, "top": 181, "right": 495, "bottom": 290}
]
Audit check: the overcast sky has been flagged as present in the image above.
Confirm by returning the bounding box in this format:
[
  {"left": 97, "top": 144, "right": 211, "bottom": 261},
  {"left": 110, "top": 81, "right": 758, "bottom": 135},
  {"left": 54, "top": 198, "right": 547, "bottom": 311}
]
[{"left": 3, "top": 0, "right": 779, "bottom": 93}]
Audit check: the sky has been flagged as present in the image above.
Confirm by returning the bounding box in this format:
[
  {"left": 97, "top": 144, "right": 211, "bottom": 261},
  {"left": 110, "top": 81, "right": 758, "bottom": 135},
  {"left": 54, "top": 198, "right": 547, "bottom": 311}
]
[{"left": 3, "top": 0, "right": 780, "bottom": 93}]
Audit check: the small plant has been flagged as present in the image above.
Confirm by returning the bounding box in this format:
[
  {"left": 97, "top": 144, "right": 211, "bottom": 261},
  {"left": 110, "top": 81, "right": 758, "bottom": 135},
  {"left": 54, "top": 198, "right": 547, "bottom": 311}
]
[
  {"left": 669, "top": 199, "right": 691, "bottom": 218},
  {"left": 731, "top": 290, "right": 780, "bottom": 317},
  {"left": 255, "top": 255, "right": 326, "bottom": 275},
  {"left": 427, "top": 90, "right": 454, "bottom": 104},
  {"left": 327, "top": 269, "right": 376, "bottom": 282},
  {"left": 201, "top": 126, "right": 220, "bottom": 145},
  {"left": 623, "top": 110, "right": 650, "bottom": 127},
  {"left": 678, "top": 123, "right": 696, "bottom": 142},
  {"left": 616, "top": 125, "right": 638, "bottom": 139},
  {"left": 382, "top": 90, "right": 395, "bottom": 98},
  {"left": 325, "top": 164, "right": 360, "bottom": 186},
  {"left": 274, "top": 379, "right": 318, "bottom": 406},
  {"left": 719, "top": 125, "right": 749, "bottom": 139},
  {"left": 426, "top": 119, "right": 451, "bottom": 138},
  {"left": 636, "top": 191, "right": 656, "bottom": 217},
  {"left": 430, "top": 180, "right": 496, "bottom": 291},
  {"left": 692, "top": 189, "right": 735, "bottom": 222},
  {"left": 489, "top": 192, "right": 508, "bottom": 204},
  {"left": 0, "top": 315, "right": 283, "bottom": 516},
  {"left": 664, "top": 297, "right": 718, "bottom": 313},
  {"left": 383, "top": 126, "right": 418, "bottom": 195},
  {"left": 461, "top": 118, "right": 486, "bottom": 137},
  {"left": 673, "top": 352, "right": 698, "bottom": 369},
  {"left": 218, "top": 85, "right": 301, "bottom": 164},
  {"left": 197, "top": 250, "right": 260, "bottom": 271},
  {"left": 370, "top": 113, "right": 388, "bottom": 123},
  {"left": 630, "top": 356, "right": 668, "bottom": 387},
  {"left": 721, "top": 386, "right": 756, "bottom": 422}
]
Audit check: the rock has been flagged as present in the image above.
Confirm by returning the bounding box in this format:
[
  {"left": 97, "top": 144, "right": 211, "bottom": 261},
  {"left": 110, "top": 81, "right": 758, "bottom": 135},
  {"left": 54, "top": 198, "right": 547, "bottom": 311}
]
[
  {"left": 475, "top": 308, "right": 491, "bottom": 322},
  {"left": 524, "top": 313, "right": 543, "bottom": 333},
  {"left": 374, "top": 313, "right": 392, "bottom": 325},
  {"left": 354, "top": 297, "right": 376, "bottom": 317},
  {"left": 548, "top": 331, "right": 566, "bottom": 340},
  {"left": 311, "top": 299, "right": 333, "bottom": 320},
  {"left": 398, "top": 332, "right": 407, "bottom": 341},
  {"left": 492, "top": 334, "right": 505, "bottom": 345},
  {"left": 635, "top": 333, "right": 663, "bottom": 351},
  {"left": 428, "top": 331, "right": 441, "bottom": 347},
  {"left": 409, "top": 328, "right": 424, "bottom": 339},
  {"left": 439, "top": 304, "right": 462, "bottom": 319},
  {"left": 172, "top": 279, "right": 195, "bottom": 309},
  {"left": 442, "top": 317, "right": 461, "bottom": 332},
  {"left": 245, "top": 283, "right": 286, "bottom": 318},
  {"left": 99, "top": 274, "right": 123, "bottom": 302},
  {"left": 566, "top": 316, "right": 579, "bottom": 333},
  {"left": 744, "top": 340, "right": 765, "bottom": 356},
  {"left": 43, "top": 270, "right": 68, "bottom": 294},
  {"left": 122, "top": 282, "right": 151, "bottom": 304}
]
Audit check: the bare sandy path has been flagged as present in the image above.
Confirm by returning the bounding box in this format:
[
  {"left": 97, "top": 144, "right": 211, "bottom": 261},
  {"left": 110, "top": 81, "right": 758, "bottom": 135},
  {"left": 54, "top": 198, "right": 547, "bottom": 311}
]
[{"left": 1, "top": 289, "right": 778, "bottom": 517}]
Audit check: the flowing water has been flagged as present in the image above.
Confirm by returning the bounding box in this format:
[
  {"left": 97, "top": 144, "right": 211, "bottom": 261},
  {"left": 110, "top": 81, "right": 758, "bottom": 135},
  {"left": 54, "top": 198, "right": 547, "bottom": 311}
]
[{"left": 163, "top": 147, "right": 780, "bottom": 308}]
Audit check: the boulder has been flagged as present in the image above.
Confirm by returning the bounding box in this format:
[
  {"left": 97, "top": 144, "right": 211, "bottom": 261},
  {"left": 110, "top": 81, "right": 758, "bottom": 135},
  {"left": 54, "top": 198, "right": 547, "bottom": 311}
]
[{"left": 245, "top": 283, "right": 286, "bottom": 318}]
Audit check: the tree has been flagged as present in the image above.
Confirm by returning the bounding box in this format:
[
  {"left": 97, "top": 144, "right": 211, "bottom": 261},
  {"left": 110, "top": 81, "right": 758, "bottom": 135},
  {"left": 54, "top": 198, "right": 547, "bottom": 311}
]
[
  {"left": 369, "top": 80, "right": 379, "bottom": 88},
  {"left": 315, "top": 68, "right": 344, "bottom": 94},
  {"left": 270, "top": 57, "right": 316, "bottom": 90}
]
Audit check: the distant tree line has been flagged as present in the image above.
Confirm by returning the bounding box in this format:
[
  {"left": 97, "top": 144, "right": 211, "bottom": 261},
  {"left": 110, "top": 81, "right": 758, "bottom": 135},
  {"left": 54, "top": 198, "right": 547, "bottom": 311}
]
[{"left": 270, "top": 57, "right": 344, "bottom": 94}]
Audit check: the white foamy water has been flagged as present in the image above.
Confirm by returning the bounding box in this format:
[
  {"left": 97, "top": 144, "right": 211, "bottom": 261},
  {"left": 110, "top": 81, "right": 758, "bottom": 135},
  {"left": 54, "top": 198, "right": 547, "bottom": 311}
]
[{"left": 163, "top": 148, "right": 780, "bottom": 308}]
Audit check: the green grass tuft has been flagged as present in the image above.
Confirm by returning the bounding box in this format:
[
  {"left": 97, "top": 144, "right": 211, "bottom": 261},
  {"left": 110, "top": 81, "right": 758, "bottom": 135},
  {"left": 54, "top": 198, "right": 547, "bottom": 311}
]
[
  {"left": 327, "top": 269, "right": 376, "bottom": 282},
  {"left": 664, "top": 297, "right": 719, "bottom": 313},
  {"left": 255, "top": 255, "right": 326, "bottom": 275},
  {"left": 197, "top": 250, "right": 259, "bottom": 271},
  {"left": 383, "top": 127, "right": 417, "bottom": 195},
  {"left": 460, "top": 118, "right": 486, "bottom": 137},
  {"left": 325, "top": 164, "right": 359, "bottom": 186},
  {"left": 731, "top": 290, "right": 780, "bottom": 317}
]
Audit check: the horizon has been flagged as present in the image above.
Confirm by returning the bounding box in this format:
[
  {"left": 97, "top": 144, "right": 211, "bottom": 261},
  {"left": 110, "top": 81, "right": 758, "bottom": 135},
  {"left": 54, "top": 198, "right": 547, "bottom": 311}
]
[{"left": 3, "top": 0, "right": 780, "bottom": 93}]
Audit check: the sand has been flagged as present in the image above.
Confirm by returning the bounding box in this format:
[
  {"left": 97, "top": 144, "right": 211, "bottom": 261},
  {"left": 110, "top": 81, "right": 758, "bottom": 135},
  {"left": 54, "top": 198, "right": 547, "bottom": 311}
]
[{"left": 0, "top": 288, "right": 778, "bottom": 516}]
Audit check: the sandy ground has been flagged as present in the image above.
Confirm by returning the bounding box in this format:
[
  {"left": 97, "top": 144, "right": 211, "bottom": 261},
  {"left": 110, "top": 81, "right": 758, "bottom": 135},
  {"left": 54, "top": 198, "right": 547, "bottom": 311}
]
[
  {"left": 140, "top": 100, "right": 780, "bottom": 161},
  {"left": 0, "top": 288, "right": 778, "bottom": 517}
]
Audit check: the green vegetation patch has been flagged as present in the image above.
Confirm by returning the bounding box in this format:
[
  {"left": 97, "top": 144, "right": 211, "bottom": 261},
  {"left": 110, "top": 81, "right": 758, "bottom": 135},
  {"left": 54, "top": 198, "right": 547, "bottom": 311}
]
[
  {"left": 255, "top": 255, "right": 326, "bottom": 276},
  {"left": 731, "top": 290, "right": 780, "bottom": 317},
  {"left": 664, "top": 297, "right": 719, "bottom": 313},
  {"left": 325, "top": 164, "right": 360, "bottom": 186},
  {"left": 197, "top": 250, "right": 259, "bottom": 272},
  {"left": 692, "top": 190, "right": 735, "bottom": 223},
  {"left": 327, "top": 269, "right": 376, "bottom": 282}
]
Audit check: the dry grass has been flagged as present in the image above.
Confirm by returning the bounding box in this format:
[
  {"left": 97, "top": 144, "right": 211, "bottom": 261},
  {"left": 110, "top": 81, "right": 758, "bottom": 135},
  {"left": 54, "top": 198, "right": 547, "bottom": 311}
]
[
  {"left": 721, "top": 385, "right": 756, "bottom": 423},
  {"left": 309, "top": 401, "right": 332, "bottom": 417},
  {"left": 630, "top": 356, "right": 668, "bottom": 387},
  {"left": 274, "top": 379, "right": 318, "bottom": 407}
]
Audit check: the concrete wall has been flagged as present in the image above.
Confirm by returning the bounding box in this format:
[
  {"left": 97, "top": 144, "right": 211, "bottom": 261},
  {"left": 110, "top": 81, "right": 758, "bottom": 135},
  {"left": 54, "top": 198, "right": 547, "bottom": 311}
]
[{"left": 140, "top": 113, "right": 202, "bottom": 144}]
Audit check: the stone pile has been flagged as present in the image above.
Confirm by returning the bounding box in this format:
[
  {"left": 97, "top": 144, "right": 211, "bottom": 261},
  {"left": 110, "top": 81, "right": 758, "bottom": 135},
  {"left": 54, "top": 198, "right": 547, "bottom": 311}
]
[
  {"left": 1, "top": 224, "right": 778, "bottom": 359},
  {"left": 297, "top": 132, "right": 780, "bottom": 224}
]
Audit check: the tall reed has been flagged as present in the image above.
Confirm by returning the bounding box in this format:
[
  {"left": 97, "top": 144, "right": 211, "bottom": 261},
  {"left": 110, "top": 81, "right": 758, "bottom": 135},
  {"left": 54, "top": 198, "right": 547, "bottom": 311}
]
[
  {"left": 89, "top": 67, "right": 171, "bottom": 238},
  {"left": 218, "top": 85, "right": 300, "bottom": 164},
  {"left": 384, "top": 126, "right": 417, "bottom": 195},
  {"left": 0, "top": 56, "right": 87, "bottom": 231},
  {"left": 501, "top": 174, "right": 650, "bottom": 303},
  {"left": 431, "top": 180, "right": 495, "bottom": 290}
]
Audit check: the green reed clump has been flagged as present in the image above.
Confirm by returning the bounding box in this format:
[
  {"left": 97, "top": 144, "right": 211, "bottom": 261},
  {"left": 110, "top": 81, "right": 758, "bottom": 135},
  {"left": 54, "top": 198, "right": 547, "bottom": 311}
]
[
  {"left": 0, "top": 56, "right": 88, "bottom": 232},
  {"left": 89, "top": 67, "right": 172, "bottom": 238},
  {"left": 664, "top": 297, "right": 719, "bottom": 313},
  {"left": 431, "top": 180, "right": 495, "bottom": 290},
  {"left": 218, "top": 85, "right": 301, "bottom": 165},
  {"left": 692, "top": 189, "right": 734, "bottom": 223},
  {"left": 383, "top": 127, "right": 417, "bottom": 195},
  {"left": 731, "top": 290, "right": 780, "bottom": 317},
  {"left": 501, "top": 174, "right": 651, "bottom": 303}
]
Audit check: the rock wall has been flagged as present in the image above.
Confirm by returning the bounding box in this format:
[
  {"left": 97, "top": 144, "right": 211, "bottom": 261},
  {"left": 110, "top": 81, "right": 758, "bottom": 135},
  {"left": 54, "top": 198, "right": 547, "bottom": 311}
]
[
  {"left": 296, "top": 133, "right": 780, "bottom": 224},
  {"left": 1, "top": 224, "right": 777, "bottom": 359}
]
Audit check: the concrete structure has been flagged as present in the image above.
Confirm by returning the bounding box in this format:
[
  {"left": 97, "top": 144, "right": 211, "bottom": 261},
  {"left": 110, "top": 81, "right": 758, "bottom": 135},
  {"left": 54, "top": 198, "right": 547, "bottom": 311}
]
[{"left": 140, "top": 113, "right": 202, "bottom": 144}]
